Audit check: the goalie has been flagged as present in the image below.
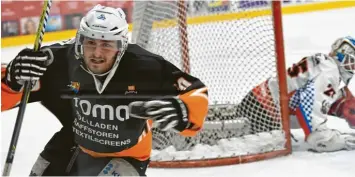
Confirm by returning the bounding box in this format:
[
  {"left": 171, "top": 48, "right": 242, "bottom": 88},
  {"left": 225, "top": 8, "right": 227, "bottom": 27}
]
[{"left": 236, "top": 36, "right": 355, "bottom": 152}]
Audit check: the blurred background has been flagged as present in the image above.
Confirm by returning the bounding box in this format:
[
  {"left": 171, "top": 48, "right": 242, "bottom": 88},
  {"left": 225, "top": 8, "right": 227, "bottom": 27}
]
[
  {"left": 2, "top": 0, "right": 337, "bottom": 48},
  {"left": 1, "top": 1, "right": 133, "bottom": 37}
]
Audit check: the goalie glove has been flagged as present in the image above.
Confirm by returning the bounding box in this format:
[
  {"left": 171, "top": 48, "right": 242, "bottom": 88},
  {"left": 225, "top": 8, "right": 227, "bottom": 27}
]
[
  {"left": 306, "top": 129, "right": 355, "bottom": 152},
  {"left": 129, "top": 97, "right": 189, "bottom": 132}
]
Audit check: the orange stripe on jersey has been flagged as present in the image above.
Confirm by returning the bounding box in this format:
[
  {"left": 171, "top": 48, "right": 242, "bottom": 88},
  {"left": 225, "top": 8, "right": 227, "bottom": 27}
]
[
  {"left": 2, "top": 64, "right": 22, "bottom": 111},
  {"left": 1, "top": 82, "right": 22, "bottom": 111},
  {"left": 178, "top": 87, "right": 208, "bottom": 137},
  {"left": 1, "top": 64, "right": 22, "bottom": 111},
  {"left": 79, "top": 120, "right": 153, "bottom": 161},
  {"left": 1, "top": 63, "right": 41, "bottom": 112}
]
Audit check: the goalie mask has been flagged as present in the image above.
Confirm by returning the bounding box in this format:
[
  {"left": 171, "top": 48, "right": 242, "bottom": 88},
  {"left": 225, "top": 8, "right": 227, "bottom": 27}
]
[
  {"left": 331, "top": 36, "right": 355, "bottom": 74},
  {"left": 74, "top": 4, "right": 129, "bottom": 76}
]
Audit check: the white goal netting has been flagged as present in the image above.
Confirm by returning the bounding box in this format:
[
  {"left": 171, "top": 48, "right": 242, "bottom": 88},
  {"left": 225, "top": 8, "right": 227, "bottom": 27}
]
[{"left": 131, "top": 1, "right": 290, "bottom": 167}]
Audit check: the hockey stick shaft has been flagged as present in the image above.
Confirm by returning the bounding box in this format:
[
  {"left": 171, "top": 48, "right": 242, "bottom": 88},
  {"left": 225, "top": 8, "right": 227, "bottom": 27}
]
[{"left": 2, "top": 1, "right": 52, "bottom": 176}]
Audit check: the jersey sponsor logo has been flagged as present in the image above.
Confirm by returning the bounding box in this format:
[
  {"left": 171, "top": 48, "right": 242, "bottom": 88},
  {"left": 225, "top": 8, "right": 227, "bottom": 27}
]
[
  {"left": 73, "top": 98, "right": 129, "bottom": 121},
  {"left": 67, "top": 81, "right": 80, "bottom": 93},
  {"left": 125, "top": 85, "right": 138, "bottom": 95}
]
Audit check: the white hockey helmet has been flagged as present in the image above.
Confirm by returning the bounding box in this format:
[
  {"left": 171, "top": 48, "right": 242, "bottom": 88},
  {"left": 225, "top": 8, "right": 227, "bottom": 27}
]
[
  {"left": 75, "top": 4, "right": 129, "bottom": 75},
  {"left": 330, "top": 36, "right": 355, "bottom": 74}
]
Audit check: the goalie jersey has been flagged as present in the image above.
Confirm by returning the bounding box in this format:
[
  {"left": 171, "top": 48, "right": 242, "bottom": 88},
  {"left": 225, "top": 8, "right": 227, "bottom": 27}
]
[{"left": 249, "top": 53, "right": 351, "bottom": 137}]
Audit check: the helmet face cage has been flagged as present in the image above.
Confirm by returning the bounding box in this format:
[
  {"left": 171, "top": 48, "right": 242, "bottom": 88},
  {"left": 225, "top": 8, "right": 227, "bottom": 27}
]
[
  {"left": 341, "top": 53, "right": 355, "bottom": 73},
  {"left": 331, "top": 37, "right": 355, "bottom": 74}
]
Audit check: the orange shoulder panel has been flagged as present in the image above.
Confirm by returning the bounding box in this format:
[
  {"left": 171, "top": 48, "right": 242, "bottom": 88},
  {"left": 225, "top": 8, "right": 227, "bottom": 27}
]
[
  {"left": 178, "top": 87, "right": 208, "bottom": 136},
  {"left": 1, "top": 65, "right": 23, "bottom": 111},
  {"left": 1, "top": 82, "right": 23, "bottom": 111},
  {"left": 1, "top": 64, "right": 42, "bottom": 111}
]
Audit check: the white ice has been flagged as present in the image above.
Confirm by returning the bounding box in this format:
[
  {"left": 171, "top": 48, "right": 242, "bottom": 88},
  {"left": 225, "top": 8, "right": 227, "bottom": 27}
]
[{"left": 1, "top": 7, "right": 355, "bottom": 177}]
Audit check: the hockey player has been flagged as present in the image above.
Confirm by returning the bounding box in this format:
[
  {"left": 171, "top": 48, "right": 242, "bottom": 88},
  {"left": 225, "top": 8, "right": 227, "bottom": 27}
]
[
  {"left": 236, "top": 36, "right": 355, "bottom": 152},
  {"left": 1, "top": 5, "right": 208, "bottom": 176}
]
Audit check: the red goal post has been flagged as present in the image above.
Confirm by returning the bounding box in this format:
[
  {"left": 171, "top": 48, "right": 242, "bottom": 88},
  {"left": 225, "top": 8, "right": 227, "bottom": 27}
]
[{"left": 132, "top": 1, "right": 291, "bottom": 168}]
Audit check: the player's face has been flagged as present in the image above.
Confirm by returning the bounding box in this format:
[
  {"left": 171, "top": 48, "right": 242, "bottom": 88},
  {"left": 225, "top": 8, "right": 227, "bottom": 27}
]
[{"left": 82, "top": 38, "right": 119, "bottom": 74}]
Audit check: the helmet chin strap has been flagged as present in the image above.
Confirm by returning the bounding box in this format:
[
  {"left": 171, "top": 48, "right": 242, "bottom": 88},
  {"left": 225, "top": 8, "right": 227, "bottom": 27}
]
[
  {"left": 80, "top": 64, "right": 114, "bottom": 77},
  {"left": 80, "top": 52, "right": 124, "bottom": 94}
]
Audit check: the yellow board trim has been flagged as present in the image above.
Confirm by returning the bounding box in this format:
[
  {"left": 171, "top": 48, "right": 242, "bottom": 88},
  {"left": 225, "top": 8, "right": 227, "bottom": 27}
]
[
  {"left": 2, "top": 1, "right": 355, "bottom": 48},
  {"left": 2, "top": 29, "right": 78, "bottom": 48},
  {"left": 1, "top": 24, "right": 133, "bottom": 48},
  {"left": 153, "top": 1, "right": 355, "bottom": 28}
]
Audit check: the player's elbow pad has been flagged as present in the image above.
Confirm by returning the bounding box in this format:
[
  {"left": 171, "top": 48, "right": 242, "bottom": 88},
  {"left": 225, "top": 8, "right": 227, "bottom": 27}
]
[{"left": 178, "top": 87, "right": 209, "bottom": 136}]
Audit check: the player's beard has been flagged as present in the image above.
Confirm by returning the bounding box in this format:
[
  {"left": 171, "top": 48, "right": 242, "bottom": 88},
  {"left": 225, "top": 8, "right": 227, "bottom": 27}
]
[{"left": 85, "top": 56, "right": 115, "bottom": 75}]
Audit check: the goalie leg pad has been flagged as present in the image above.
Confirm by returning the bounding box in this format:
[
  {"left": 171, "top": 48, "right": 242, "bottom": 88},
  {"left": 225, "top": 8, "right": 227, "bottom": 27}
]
[{"left": 306, "top": 129, "right": 355, "bottom": 152}]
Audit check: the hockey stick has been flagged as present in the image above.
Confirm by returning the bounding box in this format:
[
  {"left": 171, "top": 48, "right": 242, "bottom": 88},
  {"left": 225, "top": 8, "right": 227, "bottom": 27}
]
[{"left": 2, "top": 0, "right": 52, "bottom": 176}]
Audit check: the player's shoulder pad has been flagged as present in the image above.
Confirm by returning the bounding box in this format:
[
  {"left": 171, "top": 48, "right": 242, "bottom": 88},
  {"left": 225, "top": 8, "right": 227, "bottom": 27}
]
[
  {"left": 125, "top": 44, "right": 165, "bottom": 61},
  {"left": 42, "top": 38, "right": 75, "bottom": 51},
  {"left": 41, "top": 38, "right": 75, "bottom": 55},
  {"left": 36, "top": 38, "right": 76, "bottom": 68},
  {"left": 123, "top": 44, "right": 169, "bottom": 72}
]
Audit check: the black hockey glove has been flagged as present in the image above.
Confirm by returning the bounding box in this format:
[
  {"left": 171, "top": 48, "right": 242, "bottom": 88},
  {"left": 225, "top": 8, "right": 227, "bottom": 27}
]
[
  {"left": 129, "top": 97, "right": 189, "bottom": 132},
  {"left": 4, "top": 48, "right": 53, "bottom": 92}
]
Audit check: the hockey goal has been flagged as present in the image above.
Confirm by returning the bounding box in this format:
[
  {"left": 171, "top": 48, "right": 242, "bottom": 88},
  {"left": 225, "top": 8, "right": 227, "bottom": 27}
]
[{"left": 131, "top": 1, "right": 291, "bottom": 167}]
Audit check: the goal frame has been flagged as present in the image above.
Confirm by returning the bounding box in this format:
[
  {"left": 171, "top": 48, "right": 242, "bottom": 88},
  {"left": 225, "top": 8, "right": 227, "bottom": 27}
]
[{"left": 145, "top": 1, "right": 291, "bottom": 168}]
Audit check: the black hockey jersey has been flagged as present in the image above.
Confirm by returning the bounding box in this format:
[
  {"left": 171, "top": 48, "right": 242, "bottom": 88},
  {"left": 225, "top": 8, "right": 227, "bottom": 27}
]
[{"left": 2, "top": 41, "right": 208, "bottom": 160}]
